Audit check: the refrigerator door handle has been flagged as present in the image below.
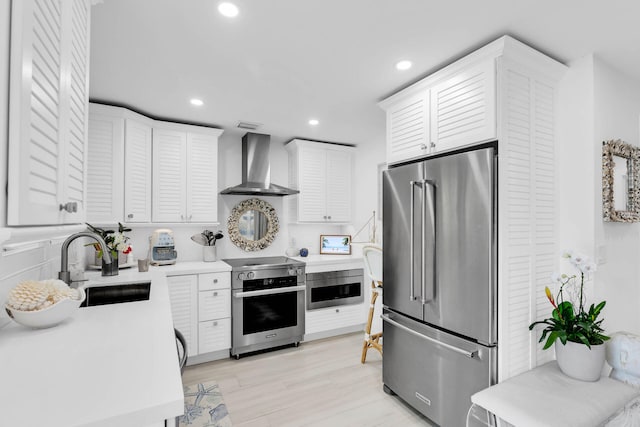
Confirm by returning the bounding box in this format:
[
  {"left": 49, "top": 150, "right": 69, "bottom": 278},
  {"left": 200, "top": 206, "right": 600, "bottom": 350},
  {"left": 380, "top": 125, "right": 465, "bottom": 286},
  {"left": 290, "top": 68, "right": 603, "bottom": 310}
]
[
  {"left": 421, "top": 179, "right": 436, "bottom": 304},
  {"left": 381, "top": 314, "right": 478, "bottom": 359},
  {"left": 409, "top": 180, "right": 417, "bottom": 302}
]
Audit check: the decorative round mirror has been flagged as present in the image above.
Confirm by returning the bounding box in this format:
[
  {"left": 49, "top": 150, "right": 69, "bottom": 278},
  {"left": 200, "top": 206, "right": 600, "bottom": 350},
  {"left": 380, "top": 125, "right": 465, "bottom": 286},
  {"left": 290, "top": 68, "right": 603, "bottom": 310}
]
[{"left": 228, "top": 198, "right": 279, "bottom": 251}]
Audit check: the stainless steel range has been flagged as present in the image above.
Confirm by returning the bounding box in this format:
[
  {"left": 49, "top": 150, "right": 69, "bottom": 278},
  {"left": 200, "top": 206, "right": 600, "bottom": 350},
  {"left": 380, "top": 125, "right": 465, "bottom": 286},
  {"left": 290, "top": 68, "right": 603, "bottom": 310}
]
[{"left": 224, "top": 256, "right": 306, "bottom": 358}]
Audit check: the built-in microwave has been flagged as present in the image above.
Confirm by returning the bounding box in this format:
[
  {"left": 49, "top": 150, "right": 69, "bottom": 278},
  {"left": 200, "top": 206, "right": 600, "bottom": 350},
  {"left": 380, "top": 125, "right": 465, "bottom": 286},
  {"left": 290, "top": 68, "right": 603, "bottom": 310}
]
[{"left": 306, "top": 269, "right": 364, "bottom": 310}]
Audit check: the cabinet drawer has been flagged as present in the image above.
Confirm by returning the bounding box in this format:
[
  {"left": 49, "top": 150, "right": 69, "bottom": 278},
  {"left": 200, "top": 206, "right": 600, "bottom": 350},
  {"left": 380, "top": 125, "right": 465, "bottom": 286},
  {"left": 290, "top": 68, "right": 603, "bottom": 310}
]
[
  {"left": 198, "top": 318, "right": 231, "bottom": 353},
  {"left": 305, "top": 303, "right": 364, "bottom": 335},
  {"left": 198, "top": 288, "right": 231, "bottom": 321},
  {"left": 198, "top": 272, "right": 230, "bottom": 290}
]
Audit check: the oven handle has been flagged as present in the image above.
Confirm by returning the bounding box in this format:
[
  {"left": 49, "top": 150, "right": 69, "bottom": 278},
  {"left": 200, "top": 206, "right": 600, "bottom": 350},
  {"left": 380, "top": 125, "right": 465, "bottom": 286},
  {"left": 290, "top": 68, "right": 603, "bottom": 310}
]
[{"left": 233, "top": 285, "right": 307, "bottom": 298}]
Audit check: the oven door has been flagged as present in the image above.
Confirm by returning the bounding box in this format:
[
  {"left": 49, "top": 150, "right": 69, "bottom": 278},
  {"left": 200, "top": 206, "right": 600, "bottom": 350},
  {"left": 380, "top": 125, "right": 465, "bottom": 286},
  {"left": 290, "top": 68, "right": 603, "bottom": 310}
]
[{"left": 231, "top": 284, "right": 306, "bottom": 356}]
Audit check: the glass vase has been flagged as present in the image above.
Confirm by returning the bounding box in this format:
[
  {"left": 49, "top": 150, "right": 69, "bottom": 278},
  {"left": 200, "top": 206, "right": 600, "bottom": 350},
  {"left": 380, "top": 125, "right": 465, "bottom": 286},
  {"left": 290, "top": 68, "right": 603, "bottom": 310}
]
[{"left": 101, "top": 252, "right": 119, "bottom": 276}]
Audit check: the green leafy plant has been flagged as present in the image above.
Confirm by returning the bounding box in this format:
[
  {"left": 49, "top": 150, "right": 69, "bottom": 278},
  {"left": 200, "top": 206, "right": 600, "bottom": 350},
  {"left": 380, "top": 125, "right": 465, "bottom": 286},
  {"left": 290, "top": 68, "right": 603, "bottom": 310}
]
[
  {"left": 529, "top": 251, "right": 609, "bottom": 349},
  {"left": 86, "top": 223, "right": 132, "bottom": 258}
]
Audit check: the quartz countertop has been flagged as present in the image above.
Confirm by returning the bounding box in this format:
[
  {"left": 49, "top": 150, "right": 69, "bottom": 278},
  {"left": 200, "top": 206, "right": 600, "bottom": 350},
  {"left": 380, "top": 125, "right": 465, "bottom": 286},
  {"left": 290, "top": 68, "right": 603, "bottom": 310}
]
[
  {"left": 291, "top": 254, "right": 364, "bottom": 273},
  {"left": 0, "top": 269, "right": 184, "bottom": 427}
]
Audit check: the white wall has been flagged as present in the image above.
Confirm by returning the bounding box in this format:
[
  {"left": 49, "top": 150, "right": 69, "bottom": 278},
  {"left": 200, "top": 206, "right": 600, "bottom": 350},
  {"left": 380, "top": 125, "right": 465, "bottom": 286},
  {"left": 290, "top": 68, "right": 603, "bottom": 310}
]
[
  {"left": 558, "top": 54, "right": 640, "bottom": 336},
  {"left": 593, "top": 59, "right": 640, "bottom": 335}
]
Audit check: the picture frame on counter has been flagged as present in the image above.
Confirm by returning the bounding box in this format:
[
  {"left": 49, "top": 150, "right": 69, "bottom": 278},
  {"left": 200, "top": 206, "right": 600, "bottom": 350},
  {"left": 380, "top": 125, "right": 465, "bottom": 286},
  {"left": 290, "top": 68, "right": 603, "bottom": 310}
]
[{"left": 320, "top": 234, "right": 352, "bottom": 255}]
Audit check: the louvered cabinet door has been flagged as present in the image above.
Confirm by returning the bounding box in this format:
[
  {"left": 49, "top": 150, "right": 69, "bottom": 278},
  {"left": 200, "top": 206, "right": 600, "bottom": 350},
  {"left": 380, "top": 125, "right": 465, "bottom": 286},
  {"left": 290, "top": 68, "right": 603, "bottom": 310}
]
[
  {"left": 386, "top": 91, "right": 430, "bottom": 164},
  {"left": 86, "top": 112, "right": 124, "bottom": 223},
  {"left": 167, "top": 275, "right": 199, "bottom": 357},
  {"left": 7, "top": 0, "right": 90, "bottom": 225},
  {"left": 297, "top": 145, "right": 327, "bottom": 222},
  {"left": 152, "top": 129, "right": 187, "bottom": 222},
  {"left": 186, "top": 133, "right": 218, "bottom": 223},
  {"left": 8, "top": 0, "right": 64, "bottom": 225},
  {"left": 124, "top": 118, "right": 152, "bottom": 222},
  {"left": 430, "top": 59, "right": 497, "bottom": 153},
  {"left": 61, "top": 0, "right": 91, "bottom": 224},
  {"left": 325, "top": 148, "right": 352, "bottom": 222}
]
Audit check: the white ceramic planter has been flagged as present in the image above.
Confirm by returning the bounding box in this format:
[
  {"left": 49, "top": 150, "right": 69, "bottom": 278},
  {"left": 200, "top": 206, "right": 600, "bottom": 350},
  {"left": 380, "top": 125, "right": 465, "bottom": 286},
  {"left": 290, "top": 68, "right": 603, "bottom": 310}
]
[
  {"left": 555, "top": 340, "right": 605, "bottom": 381},
  {"left": 203, "top": 245, "right": 217, "bottom": 262}
]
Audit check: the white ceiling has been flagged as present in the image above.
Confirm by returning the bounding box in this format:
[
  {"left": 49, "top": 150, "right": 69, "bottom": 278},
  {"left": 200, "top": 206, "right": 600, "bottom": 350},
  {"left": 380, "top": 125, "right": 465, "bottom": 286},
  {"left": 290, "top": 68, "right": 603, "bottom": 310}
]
[{"left": 89, "top": 0, "right": 640, "bottom": 147}]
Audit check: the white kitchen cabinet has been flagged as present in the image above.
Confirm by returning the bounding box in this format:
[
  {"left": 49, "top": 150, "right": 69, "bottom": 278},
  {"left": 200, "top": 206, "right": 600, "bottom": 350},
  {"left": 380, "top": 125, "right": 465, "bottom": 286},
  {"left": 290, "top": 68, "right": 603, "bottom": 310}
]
[
  {"left": 167, "top": 274, "right": 199, "bottom": 357},
  {"left": 87, "top": 108, "right": 124, "bottom": 223},
  {"left": 379, "top": 36, "right": 568, "bottom": 381},
  {"left": 152, "top": 124, "right": 222, "bottom": 223},
  {"left": 167, "top": 271, "right": 231, "bottom": 361},
  {"left": 7, "top": 0, "right": 91, "bottom": 225},
  {"left": 382, "top": 59, "right": 495, "bottom": 164},
  {"left": 429, "top": 59, "right": 496, "bottom": 153},
  {"left": 124, "top": 118, "right": 153, "bottom": 222},
  {"left": 86, "top": 103, "right": 153, "bottom": 224},
  {"left": 305, "top": 303, "right": 364, "bottom": 336},
  {"left": 385, "top": 91, "right": 430, "bottom": 164},
  {"left": 286, "top": 139, "right": 354, "bottom": 223}
]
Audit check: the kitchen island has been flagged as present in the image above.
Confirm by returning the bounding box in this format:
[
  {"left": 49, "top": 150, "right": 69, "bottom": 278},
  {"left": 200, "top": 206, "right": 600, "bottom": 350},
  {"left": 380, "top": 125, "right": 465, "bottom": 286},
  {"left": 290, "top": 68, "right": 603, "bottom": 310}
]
[{"left": 0, "top": 269, "right": 184, "bottom": 427}]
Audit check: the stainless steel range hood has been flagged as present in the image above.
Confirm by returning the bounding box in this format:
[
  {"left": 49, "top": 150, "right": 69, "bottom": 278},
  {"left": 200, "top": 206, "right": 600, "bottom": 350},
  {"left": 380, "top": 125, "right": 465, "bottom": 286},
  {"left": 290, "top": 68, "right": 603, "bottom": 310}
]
[{"left": 220, "top": 132, "right": 299, "bottom": 196}]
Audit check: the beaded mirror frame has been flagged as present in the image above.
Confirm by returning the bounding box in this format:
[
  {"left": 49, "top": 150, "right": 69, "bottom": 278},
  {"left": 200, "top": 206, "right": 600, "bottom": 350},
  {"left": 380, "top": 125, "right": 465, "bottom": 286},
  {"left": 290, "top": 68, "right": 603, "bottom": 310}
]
[
  {"left": 227, "top": 198, "right": 279, "bottom": 251},
  {"left": 602, "top": 139, "right": 640, "bottom": 222}
]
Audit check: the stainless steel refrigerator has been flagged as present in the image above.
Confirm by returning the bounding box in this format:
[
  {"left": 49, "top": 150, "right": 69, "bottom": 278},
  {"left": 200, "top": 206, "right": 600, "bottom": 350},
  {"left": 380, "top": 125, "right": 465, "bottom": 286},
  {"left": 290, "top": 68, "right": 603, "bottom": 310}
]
[{"left": 382, "top": 142, "right": 497, "bottom": 427}]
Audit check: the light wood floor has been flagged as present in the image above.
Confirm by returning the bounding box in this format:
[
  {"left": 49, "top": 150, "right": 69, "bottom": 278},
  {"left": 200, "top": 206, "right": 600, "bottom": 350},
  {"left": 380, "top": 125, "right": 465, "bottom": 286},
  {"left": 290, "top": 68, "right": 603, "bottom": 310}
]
[{"left": 182, "top": 333, "right": 434, "bottom": 427}]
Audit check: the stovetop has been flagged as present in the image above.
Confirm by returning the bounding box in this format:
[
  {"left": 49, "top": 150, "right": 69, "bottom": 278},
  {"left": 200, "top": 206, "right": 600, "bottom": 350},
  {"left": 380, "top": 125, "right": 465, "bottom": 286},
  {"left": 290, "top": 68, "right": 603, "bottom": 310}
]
[{"left": 222, "top": 256, "right": 305, "bottom": 271}]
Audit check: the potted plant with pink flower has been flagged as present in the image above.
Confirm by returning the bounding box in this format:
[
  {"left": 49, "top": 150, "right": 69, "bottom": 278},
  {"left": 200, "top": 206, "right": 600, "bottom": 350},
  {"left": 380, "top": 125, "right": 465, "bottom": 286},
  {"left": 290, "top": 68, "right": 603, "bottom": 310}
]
[{"left": 529, "top": 250, "right": 609, "bottom": 381}]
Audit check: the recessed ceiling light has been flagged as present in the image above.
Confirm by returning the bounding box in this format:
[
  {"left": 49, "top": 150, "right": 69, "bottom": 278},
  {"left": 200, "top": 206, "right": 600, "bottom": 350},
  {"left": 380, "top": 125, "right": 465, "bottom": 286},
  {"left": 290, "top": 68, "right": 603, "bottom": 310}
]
[
  {"left": 308, "top": 119, "right": 319, "bottom": 126},
  {"left": 395, "top": 60, "right": 412, "bottom": 71},
  {"left": 190, "top": 98, "right": 204, "bottom": 106},
  {"left": 218, "top": 2, "right": 239, "bottom": 17}
]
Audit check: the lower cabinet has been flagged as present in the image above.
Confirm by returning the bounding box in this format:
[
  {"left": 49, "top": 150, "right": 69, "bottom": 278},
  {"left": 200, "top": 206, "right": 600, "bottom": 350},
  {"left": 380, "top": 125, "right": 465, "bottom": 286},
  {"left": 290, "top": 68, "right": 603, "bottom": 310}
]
[
  {"left": 305, "top": 302, "right": 365, "bottom": 337},
  {"left": 167, "top": 271, "right": 231, "bottom": 362}
]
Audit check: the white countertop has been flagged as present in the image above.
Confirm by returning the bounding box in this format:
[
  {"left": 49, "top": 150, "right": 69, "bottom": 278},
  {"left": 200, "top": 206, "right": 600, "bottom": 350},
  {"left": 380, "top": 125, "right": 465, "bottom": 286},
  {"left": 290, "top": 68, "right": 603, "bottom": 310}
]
[
  {"left": 291, "top": 254, "right": 364, "bottom": 273},
  {"left": 0, "top": 269, "right": 184, "bottom": 427}
]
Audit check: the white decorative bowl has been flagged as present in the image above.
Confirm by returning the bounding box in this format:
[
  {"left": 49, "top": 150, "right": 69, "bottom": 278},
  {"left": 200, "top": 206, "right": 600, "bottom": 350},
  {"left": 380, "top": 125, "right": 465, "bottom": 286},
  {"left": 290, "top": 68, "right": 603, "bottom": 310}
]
[{"left": 5, "top": 288, "right": 86, "bottom": 329}]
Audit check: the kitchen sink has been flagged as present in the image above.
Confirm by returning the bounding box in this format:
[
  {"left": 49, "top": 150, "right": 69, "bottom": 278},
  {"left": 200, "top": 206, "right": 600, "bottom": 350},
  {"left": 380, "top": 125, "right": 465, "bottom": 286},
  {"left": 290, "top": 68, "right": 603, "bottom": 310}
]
[{"left": 80, "top": 282, "right": 151, "bottom": 307}]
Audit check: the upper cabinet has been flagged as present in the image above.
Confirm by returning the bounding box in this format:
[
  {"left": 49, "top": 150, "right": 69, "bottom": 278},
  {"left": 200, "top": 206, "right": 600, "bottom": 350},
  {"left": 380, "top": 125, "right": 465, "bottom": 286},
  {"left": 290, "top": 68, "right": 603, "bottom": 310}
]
[
  {"left": 152, "top": 123, "right": 221, "bottom": 223},
  {"left": 429, "top": 59, "right": 496, "bottom": 153},
  {"left": 86, "top": 104, "right": 223, "bottom": 225},
  {"left": 380, "top": 48, "right": 498, "bottom": 164},
  {"left": 7, "top": 0, "right": 91, "bottom": 225},
  {"left": 86, "top": 104, "right": 153, "bottom": 224},
  {"left": 286, "top": 139, "right": 354, "bottom": 223}
]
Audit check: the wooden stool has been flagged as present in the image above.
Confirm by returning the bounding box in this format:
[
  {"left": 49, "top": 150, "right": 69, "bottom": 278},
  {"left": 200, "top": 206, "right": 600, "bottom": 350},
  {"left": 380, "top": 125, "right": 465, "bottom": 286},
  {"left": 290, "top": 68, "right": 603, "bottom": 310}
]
[{"left": 361, "top": 245, "right": 383, "bottom": 363}]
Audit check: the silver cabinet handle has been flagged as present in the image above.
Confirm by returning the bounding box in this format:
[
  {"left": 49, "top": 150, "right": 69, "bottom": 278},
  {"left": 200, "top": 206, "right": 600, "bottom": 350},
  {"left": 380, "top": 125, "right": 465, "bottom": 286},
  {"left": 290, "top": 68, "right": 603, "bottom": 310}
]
[
  {"left": 328, "top": 215, "right": 332, "bottom": 220},
  {"left": 127, "top": 213, "right": 134, "bottom": 219},
  {"left": 420, "top": 143, "right": 427, "bottom": 150},
  {"left": 430, "top": 141, "right": 436, "bottom": 148},
  {"left": 59, "top": 202, "right": 78, "bottom": 213},
  {"left": 213, "top": 291, "right": 218, "bottom": 297},
  {"left": 212, "top": 321, "right": 218, "bottom": 326},
  {"left": 381, "top": 314, "right": 477, "bottom": 358},
  {"left": 189, "top": 214, "right": 193, "bottom": 220},
  {"left": 234, "top": 285, "right": 306, "bottom": 298},
  {"left": 335, "top": 308, "right": 340, "bottom": 313},
  {"left": 213, "top": 279, "right": 218, "bottom": 284},
  {"left": 180, "top": 214, "right": 184, "bottom": 220}
]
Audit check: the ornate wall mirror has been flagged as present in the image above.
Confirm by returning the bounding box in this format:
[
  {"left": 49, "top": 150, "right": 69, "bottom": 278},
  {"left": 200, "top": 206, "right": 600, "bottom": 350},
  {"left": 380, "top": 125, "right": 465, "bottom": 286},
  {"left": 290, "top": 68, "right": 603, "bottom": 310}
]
[
  {"left": 602, "top": 139, "right": 640, "bottom": 222},
  {"left": 228, "top": 198, "right": 279, "bottom": 251}
]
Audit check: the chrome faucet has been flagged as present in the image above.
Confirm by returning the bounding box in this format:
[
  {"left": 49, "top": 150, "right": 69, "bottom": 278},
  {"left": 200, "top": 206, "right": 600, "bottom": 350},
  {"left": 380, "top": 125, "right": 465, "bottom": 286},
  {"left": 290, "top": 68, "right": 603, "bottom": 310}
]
[{"left": 58, "top": 231, "right": 112, "bottom": 284}]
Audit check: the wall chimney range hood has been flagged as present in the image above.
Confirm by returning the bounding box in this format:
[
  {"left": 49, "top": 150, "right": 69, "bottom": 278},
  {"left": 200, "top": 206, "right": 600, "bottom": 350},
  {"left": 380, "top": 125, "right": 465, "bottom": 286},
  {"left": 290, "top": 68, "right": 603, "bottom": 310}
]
[{"left": 220, "top": 133, "right": 299, "bottom": 196}]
